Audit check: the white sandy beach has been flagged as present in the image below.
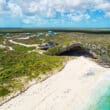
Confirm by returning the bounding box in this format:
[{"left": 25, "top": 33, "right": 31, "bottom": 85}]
[{"left": 0, "top": 57, "right": 109, "bottom": 110}]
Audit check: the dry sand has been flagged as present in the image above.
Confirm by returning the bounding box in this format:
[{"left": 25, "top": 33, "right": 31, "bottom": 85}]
[{"left": 0, "top": 57, "right": 109, "bottom": 110}]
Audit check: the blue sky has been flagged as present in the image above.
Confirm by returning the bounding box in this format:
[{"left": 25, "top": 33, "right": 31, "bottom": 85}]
[{"left": 0, "top": 0, "right": 110, "bottom": 28}]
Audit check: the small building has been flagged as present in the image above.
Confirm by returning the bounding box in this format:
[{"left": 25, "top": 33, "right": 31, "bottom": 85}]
[
  {"left": 40, "top": 41, "right": 58, "bottom": 50},
  {"left": 48, "top": 41, "right": 58, "bottom": 47},
  {"left": 46, "top": 31, "right": 58, "bottom": 36},
  {"left": 46, "top": 31, "right": 54, "bottom": 36}
]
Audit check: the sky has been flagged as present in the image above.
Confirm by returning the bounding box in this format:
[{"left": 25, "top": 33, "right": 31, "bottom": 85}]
[{"left": 0, "top": 0, "right": 110, "bottom": 28}]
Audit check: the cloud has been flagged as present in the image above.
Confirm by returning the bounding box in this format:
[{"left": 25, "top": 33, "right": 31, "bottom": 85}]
[
  {"left": 0, "top": 0, "right": 9, "bottom": 13},
  {"left": 0, "top": 0, "right": 110, "bottom": 24},
  {"left": 96, "top": 2, "right": 110, "bottom": 17},
  {"left": 8, "top": 2, "right": 22, "bottom": 16}
]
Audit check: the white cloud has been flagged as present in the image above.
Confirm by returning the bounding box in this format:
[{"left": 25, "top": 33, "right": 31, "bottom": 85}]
[
  {"left": 67, "top": 13, "right": 90, "bottom": 22},
  {"left": 71, "top": 15, "right": 83, "bottom": 21},
  {"left": 1, "top": 0, "right": 110, "bottom": 24},
  {"left": 22, "top": 19, "right": 30, "bottom": 24},
  {"left": 8, "top": 2, "right": 22, "bottom": 16},
  {"left": 7, "top": 0, "right": 89, "bottom": 17},
  {"left": 0, "top": 0, "right": 8, "bottom": 13},
  {"left": 106, "top": 12, "right": 110, "bottom": 17},
  {"left": 0, "top": 0, "right": 4, "bottom": 4},
  {"left": 96, "top": 1, "right": 110, "bottom": 17},
  {"left": 28, "top": 1, "right": 38, "bottom": 13}
]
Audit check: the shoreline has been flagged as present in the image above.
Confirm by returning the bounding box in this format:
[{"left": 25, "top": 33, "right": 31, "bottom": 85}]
[
  {"left": 82, "top": 70, "right": 110, "bottom": 110},
  {"left": 0, "top": 56, "right": 109, "bottom": 110}
]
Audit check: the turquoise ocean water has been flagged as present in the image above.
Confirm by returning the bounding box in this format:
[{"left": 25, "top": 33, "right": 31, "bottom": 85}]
[{"left": 85, "top": 71, "right": 110, "bottom": 110}]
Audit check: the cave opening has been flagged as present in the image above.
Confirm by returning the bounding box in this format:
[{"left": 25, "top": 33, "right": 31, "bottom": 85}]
[{"left": 59, "top": 45, "right": 94, "bottom": 58}]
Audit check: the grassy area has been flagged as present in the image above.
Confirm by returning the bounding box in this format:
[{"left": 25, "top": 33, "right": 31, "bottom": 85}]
[
  {"left": 4, "top": 40, "right": 36, "bottom": 52},
  {"left": 43, "top": 33, "right": 75, "bottom": 45},
  {"left": 14, "top": 37, "right": 43, "bottom": 45},
  {"left": 0, "top": 36, "right": 4, "bottom": 44},
  {"left": 13, "top": 33, "right": 75, "bottom": 46},
  {"left": 0, "top": 50, "right": 66, "bottom": 97},
  {"left": 11, "top": 44, "right": 36, "bottom": 52},
  {"left": 0, "top": 31, "right": 110, "bottom": 98},
  {"left": 73, "top": 33, "right": 110, "bottom": 47},
  {"left": 0, "top": 33, "right": 69, "bottom": 97}
]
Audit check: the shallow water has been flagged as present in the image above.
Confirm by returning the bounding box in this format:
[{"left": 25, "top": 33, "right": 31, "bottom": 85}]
[
  {"left": 86, "top": 71, "right": 110, "bottom": 110},
  {"left": 97, "top": 93, "right": 110, "bottom": 110}
]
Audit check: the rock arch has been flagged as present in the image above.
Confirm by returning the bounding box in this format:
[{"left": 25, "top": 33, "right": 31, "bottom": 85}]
[{"left": 59, "top": 43, "right": 96, "bottom": 58}]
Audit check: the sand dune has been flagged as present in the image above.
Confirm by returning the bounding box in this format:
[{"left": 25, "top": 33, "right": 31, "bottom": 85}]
[{"left": 0, "top": 57, "right": 109, "bottom": 110}]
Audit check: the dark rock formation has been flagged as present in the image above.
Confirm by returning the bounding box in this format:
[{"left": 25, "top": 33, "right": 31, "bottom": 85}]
[{"left": 59, "top": 43, "right": 96, "bottom": 58}]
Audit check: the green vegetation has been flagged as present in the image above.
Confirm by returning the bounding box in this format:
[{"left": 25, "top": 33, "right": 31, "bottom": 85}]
[
  {"left": 43, "top": 33, "right": 75, "bottom": 45},
  {"left": 0, "top": 50, "right": 66, "bottom": 97},
  {"left": 14, "top": 33, "right": 75, "bottom": 46},
  {"left": 0, "top": 86, "right": 10, "bottom": 97},
  {"left": 11, "top": 44, "right": 35, "bottom": 52},
  {"left": 46, "top": 46, "right": 62, "bottom": 55},
  {"left": 5, "top": 40, "right": 36, "bottom": 52},
  {"left": 0, "top": 31, "right": 110, "bottom": 99},
  {"left": 14, "top": 37, "right": 43, "bottom": 45},
  {"left": 0, "top": 36, "right": 3, "bottom": 44}
]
